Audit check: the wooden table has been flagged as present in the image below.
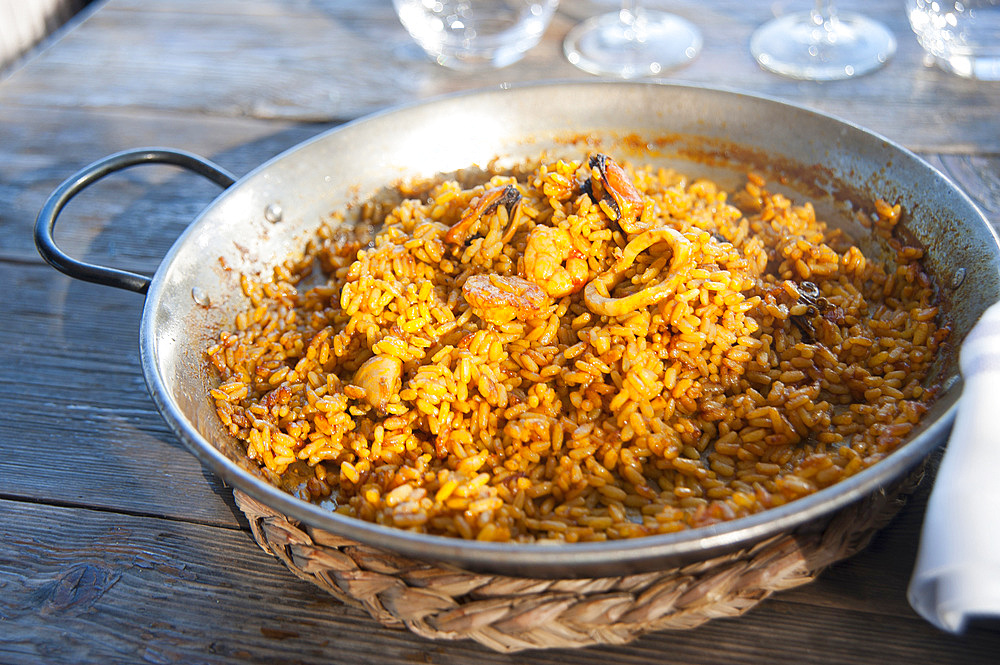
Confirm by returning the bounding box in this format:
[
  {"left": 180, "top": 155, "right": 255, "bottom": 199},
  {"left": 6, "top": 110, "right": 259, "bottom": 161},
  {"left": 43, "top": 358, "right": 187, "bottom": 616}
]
[{"left": 2, "top": 1, "right": 999, "bottom": 662}]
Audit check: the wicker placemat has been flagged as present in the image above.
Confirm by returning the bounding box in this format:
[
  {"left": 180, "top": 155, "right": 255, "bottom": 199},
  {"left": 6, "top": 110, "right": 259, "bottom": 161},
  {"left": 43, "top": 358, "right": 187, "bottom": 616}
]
[{"left": 234, "top": 469, "right": 920, "bottom": 653}]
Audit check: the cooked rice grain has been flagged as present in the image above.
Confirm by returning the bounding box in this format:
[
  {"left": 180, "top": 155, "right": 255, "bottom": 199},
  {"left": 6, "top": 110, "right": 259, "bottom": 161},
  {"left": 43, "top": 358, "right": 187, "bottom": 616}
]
[{"left": 207, "top": 156, "right": 948, "bottom": 543}]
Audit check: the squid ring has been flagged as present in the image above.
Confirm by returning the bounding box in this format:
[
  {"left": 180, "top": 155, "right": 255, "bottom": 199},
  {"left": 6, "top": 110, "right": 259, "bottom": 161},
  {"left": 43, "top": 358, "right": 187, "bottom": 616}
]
[{"left": 584, "top": 227, "right": 692, "bottom": 318}]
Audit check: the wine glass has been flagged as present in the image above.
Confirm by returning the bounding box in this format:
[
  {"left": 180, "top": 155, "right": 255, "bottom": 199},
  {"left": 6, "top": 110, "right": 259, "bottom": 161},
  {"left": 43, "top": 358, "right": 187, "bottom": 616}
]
[
  {"left": 750, "top": 1, "right": 896, "bottom": 80},
  {"left": 563, "top": 1, "right": 702, "bottom": 78}
]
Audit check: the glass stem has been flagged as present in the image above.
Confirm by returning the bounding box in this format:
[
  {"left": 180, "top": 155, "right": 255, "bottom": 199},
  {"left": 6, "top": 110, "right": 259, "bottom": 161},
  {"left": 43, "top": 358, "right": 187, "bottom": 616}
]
[
  {"left": 619, "top": 0, "right": 644, "bottom": 42},
  {"left": 813, "top": 0, "right": 835, "bottom": 20},
  {"left": 811, "top": 0, "right": 841, "bottom": 43}
]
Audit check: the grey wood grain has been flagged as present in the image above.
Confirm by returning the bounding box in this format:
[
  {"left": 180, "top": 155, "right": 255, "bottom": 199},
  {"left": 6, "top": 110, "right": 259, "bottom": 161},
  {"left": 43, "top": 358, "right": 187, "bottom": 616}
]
[
  {"left": 1, "top": 0, "right": 998, "bottom": 152},
  {"left": 926, "top": 154, "right": 1000, "bottom": 223},
  {"left": 2, "top": 498, "right": 999, "bottom": 665},
  {"left": 0, "top": 104, "right": 330, "bottom": 265},
  {"left": 0, "top": 259, "right": 240, "bottom": 526},
  {"left": 3, "top": 0, "right": 1000, "bottom": 662},
  {"left": 4, "top": 104, "right": 999, "bottom": 271}
]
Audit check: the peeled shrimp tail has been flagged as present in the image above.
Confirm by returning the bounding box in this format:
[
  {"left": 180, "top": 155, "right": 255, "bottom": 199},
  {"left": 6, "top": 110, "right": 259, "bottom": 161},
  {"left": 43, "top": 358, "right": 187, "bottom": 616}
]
[
  {"left": 523, "top": 225, "right": 588, "bottom": 298},
  {"left": 462, "top": 274, "right": 548, "bottom": 325}
]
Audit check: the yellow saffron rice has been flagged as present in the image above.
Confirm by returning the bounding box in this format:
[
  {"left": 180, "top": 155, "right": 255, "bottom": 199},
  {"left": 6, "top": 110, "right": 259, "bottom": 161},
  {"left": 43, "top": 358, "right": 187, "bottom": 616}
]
[{"left": 207, "top": 156, "right": 947, "bottom": 543}]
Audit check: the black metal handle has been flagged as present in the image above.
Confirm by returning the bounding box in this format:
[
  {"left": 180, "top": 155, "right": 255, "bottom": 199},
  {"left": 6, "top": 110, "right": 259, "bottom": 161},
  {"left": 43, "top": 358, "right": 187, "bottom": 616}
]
[{"left": 34, "top": 148, "right": 238, "bottom": 294}]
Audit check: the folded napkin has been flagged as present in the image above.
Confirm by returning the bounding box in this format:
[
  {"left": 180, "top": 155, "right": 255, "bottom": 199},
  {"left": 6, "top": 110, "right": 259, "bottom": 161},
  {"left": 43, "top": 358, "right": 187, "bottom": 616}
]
[{"left": 908, "top": 300, "right": 1000, "bottom": 633}]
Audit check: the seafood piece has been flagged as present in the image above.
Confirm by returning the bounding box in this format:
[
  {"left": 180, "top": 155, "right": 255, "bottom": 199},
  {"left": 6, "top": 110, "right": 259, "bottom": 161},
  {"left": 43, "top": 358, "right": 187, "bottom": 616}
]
[
  {"left": 788, "top": 280, "right": 844, "bottom": 340},
  {"left": 463, "top": 273, "right": 548, "bottom": 325},
  {"left": 588, "top": 154, "right": 645, "bottom": 233},
  {"left": 352, "top": 355, "right": 402, "bottom": 412},
  {"left": 444, "top": 184, "right": 522, "bottom": 245},
  {"left": 585, "top": 227, "right": 692, "bottom": 317},
  {"left": 523, "top": 225, "right": 588, "bottom": 298}
]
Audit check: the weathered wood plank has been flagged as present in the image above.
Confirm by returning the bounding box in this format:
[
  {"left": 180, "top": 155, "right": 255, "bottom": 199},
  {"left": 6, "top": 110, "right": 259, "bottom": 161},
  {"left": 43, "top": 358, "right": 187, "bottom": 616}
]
[
  {"left": 2, "top": 0, "right": 998, "bottom": 152},
  {"left": 0, "top": 104, "right": 330, "bottom": 265},
  {"left": 0, "top": 498, "right": 425, "bottom": 665},
  {"left": 3, "top": 2, "right": 1000, "bottom": 661},
  {"left": 4, "top": 102, "right": 999, "bottom": 271},
  {"left": 2, "top": 497, "right": 999, "bottom": 665},
  {"left": 0, "top": 259, "right": 241, "bottom": 526},
  {"left": 925, "top": 153, "right": 1000, "bottom": 223}
]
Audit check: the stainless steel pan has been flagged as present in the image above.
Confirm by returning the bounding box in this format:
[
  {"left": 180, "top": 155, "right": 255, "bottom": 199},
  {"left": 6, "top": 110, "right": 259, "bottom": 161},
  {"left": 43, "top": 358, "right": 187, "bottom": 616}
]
[{"left": 35, "top": 82, "right": 1000, "bottom": 578}]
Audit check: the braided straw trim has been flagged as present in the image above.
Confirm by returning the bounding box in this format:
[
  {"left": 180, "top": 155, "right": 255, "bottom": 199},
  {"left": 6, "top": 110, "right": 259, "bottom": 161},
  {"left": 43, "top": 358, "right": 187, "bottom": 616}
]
[{"left": 234, "top": 468, "right": 921, "bottom": 653}]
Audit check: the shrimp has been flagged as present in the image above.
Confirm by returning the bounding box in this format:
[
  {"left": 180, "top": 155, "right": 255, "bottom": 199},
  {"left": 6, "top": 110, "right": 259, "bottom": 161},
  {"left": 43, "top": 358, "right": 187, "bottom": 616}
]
[
  {"left": 523, "top": 225, "right": 588, "bottom": 298},
  {"left": 444, "top": 184, "right": 522, "bottom": 245},
  {"left": 462, "top": 273, "right": 548, "bottom": 325},
  {"left": 588, "top": 154, "right": 645, "bottom": 234},
  {"left": 584, "top": 227, "right": 692, "bottom": 318}
]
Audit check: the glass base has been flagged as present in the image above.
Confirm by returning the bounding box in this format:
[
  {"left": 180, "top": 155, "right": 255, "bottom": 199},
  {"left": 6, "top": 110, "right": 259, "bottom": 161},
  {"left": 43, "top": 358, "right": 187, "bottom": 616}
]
[
  {"left": 564, "top": 9, "right": 702, "bottom": 78},
  {"left": 931, "top": 52, "right": 1000, "bottom": 80},
  {"left": 908, "top": 1, "right": 1000, "bottom": 80},
  {"left": 751, "top": 10, "right": 896, "bottom": 80}
]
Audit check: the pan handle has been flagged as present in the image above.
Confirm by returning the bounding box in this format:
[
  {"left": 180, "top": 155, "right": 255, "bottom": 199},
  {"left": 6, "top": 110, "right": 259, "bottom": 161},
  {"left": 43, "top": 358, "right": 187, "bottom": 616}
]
[{"left": 34, "top": 148, "right": 238, "bottom": 294}]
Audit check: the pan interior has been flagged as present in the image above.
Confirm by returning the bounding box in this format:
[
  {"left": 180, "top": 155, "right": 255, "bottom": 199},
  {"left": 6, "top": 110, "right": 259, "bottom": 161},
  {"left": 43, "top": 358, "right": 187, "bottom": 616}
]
[{"left": 141, "top": 83, "right": 1000, "bottom": 577}]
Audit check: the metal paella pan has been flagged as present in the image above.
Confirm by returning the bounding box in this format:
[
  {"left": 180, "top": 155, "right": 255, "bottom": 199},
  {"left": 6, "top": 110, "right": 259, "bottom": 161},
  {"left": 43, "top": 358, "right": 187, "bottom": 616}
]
[{"left": 36, "top": 82, "right": 1000, "bottom": 578}]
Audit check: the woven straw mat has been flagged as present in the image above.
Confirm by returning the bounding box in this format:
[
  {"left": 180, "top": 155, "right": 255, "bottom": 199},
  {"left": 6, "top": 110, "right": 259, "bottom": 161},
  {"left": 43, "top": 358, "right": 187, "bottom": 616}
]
[{"left": 234, "top": 468, "right": 920, "bottom": 653}]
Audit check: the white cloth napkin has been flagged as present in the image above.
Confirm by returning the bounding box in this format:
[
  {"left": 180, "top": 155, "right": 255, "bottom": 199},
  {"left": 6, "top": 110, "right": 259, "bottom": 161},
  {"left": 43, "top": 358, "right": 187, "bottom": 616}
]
[{"left": 908, "top": 300, "right": 1000, "bottom": 633}]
